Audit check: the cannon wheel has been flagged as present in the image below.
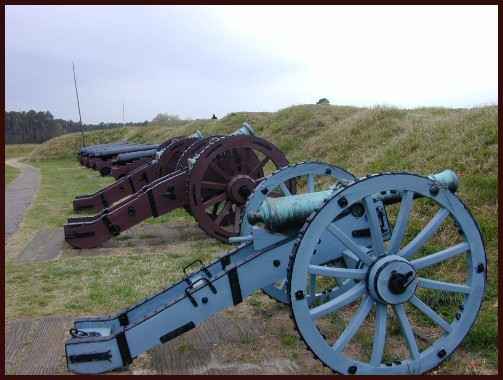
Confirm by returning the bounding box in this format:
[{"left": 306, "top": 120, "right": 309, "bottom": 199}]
[
  {"left": 240, "top": 161, "right": 356, "bottom": 304},
  {"left": 175, "top": 136, "right": 221, "bottom": 171},
  {"left": 287, "top": 172, "right": 486, "bottom": 374},
  {"left": 188, "top": 135, "right": 289, "bottom": 242},
  {"left": 157, "top": 137, "right": 200, "bottom": 177}
]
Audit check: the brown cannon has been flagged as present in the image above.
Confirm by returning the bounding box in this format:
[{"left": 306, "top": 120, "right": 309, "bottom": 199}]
[
  {"left": 65, "top": 126, "right": 289, "bottom": 249},
  {"left": 105, "top": 131, "right": 205, "bottom": 179},
  {"left": 72, "top": 134, "right": 205, "bottom": 212}
]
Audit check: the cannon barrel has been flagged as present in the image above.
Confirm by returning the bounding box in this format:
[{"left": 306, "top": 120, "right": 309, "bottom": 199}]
[
  {"left": 230, "top": 122, "right": 255, "bottom": 136},
  {"left": 248, "top": 169, "right": 459, "bottom": 232},
  {"left": 79, "top": 142, "right": 130, "bottom": 156},
  {"left": 80, "top": 142, "right": 125, "bottom": 153},
  {"left": 189, "top": 130, "right": 204, "bottom": 139},
  {"left": 114, "top": 148, "right": 158, "bottom": 164},
  {"left": 81, "top": 144, "right": 133, "bottom": 157},
  {"left": 375, "top": 169, "right": 458, "bottom": 204},
  {"left": 90, "top": 143, "right": 160, "bottom": 158}
]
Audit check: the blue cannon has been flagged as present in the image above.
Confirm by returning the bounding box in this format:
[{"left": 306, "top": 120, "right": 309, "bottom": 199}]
[{"left": 65, "top": 162, "right": 486, "bottom": 375}]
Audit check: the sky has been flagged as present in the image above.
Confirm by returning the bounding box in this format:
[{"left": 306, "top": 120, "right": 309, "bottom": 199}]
[{"left": 5, "top": 5, "right": 498, "bottom": 124}]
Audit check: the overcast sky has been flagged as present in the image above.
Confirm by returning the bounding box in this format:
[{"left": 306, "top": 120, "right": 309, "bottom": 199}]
[{"left": 6, "top": 5, "right": 498, "bottom": 124}]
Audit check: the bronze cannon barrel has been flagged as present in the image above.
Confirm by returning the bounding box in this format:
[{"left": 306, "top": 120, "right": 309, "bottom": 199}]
[{"left": 248, "top": 169, "right": 459, "bottom": 232}]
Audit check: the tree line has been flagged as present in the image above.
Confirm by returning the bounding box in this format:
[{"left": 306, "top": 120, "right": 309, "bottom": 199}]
[{"left": 5, "top": 110, "right": 149, "bottom": 144}]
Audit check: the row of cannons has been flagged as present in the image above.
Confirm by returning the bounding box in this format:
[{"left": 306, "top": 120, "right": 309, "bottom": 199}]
[{"left": 65, "top": 123, "right": 486, "bottom": 375}]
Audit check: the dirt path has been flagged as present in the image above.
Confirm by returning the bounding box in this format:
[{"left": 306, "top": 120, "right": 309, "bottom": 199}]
[{"left": 5, "top": 158, "right": 41, "bottom": 239}]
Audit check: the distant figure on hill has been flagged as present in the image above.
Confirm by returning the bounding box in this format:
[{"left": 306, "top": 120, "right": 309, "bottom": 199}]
[
  {"left": 316, "top": 98, "right": 330, "bottom": 105},
  {"left": 211, "top": 114, "right": 218, "bottom": 120}
]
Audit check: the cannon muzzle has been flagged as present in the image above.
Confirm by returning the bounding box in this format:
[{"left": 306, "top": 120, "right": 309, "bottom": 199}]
[
  {"left": 230, "top": 122, "right": 256, "bottom": 137},
  {"left": 189, "top": 130, "right": 204, "bottom": 139}
]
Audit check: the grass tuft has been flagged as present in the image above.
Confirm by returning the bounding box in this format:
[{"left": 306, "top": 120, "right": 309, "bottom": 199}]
[{"left": 5, "top": 164, "right": 20, "bottom": 185}]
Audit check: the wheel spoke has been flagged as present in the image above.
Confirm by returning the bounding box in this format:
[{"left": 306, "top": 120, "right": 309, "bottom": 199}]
[
  {"left": 308, "top": 265, "right": 367, "bottom": 280},
  {"left": 307, "top": 174, "right": 315, "bottom": 193},
  {"left": 309, "top": 282, "right": 366, "bottom": 320},
  {"left": 409, "top": 295, "right": 452, "bottom": 333},
  {"left": 279, "top": 182, "right": 292, "bottom": 196},
  {"left": 332, "top": 297, "right": 373, "bottom": 352},
  {"left": 233, "top": 206, "right": 242, "bottom": 233},
  {"left": 249, "top": 156, "right": 269, "bottom": 177},
  {"left": 211, "top": 203, "right": 219, "bottom": 217},
  {"left": 327, "top": 223, "right": 373, "bottom": 265},
  {"left": 363, "top": 196, "right": 385, "bottom": 255},
  {"left": 418, "top": 277, "right": 471, "bottom": 294},
  {"left": 400, "top": 209, "right": 450, "bottom": 259},
  {"left": 203, "top": 192, "right": 227, "bottom": 208},
  {"left": 341, "top": 249, "right": 359, "bottom": 264},
  {"left": 387, "top": 191, "right": 414, "bottom": 255},
  {"left": 308, "top": 274, "right": 317, "bottom": 298},
  {"left": 370, "top": 303, "right": 387, "bottom": 366},
  {"left": 411, "top": 242, "right": 469, "bottom": 270},
  {"left": 201, "top": 180, "right": 226, "bottom": 190},
  {"left": 210, "top": 162, "right": 230, "bottom": 181},
  {"left": 214, "top": 201, "right": 231, "bottom": 226},
  {"left": 309, "top": 282, "right": 353, "bottom": 305},
  {"left": 394, "top": 303, "right": 420, "bottom": 360}
]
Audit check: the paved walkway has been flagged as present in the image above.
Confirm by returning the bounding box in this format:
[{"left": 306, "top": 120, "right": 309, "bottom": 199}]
[
  {"left": 5, "top": 314, "right": 301, "bottom": 375},
  {"left": 5, "top": 158, "right": 41, "bottom": 239}
]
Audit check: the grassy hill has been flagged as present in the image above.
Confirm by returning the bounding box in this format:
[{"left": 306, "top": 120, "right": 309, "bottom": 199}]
[
  {"left": 18, "top": 104, "right": 499, "bottom": 372},
  {"left": 31, "top": 105, "right": 497, "bottom": 179},
  {"left": 30, "top": 104, "right": 497, "bottom": 241}
]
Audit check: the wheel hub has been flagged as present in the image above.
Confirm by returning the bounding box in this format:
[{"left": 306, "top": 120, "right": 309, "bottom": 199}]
[
  {"left": 227, "top": 175, "right": 256, "bottom": 205},
  {"left": 367, "top": 255, "right": 418, "bottom": 304}
]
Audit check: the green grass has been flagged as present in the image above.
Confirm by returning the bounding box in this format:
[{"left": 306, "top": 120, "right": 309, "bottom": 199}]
[
  {"left": 5, "top": 104, "right": 498, "bottom": 373},
  {"left": 6, "top": 144, "right": 39, "bottom": 159},
  {"left": 19, "top": 159, "right": 114, "bottom": 233},
  {"left": 6, "top": 253, "right": 194, "bottom": 318},
  {"left": 5, "top": 158, "right": 226, "bottom": 319},
  {"left": 5, "top": 164, "right": 20, "bottom": 185}
]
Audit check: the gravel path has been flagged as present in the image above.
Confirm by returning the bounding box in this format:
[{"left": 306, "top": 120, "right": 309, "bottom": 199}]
[{"left": 5, "top": 158, "right": 41, "bottom": 239}]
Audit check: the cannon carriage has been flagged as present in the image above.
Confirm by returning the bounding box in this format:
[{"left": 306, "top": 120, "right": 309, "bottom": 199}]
[
  {"left": 72, "top": 132, "right": 206, "bottom": 212},
  {"left": 65, "top": 162, "right": 486, "bottom": 375},
  {"left": 65, "top": 124, "right": 290, "bottom": 249}
]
